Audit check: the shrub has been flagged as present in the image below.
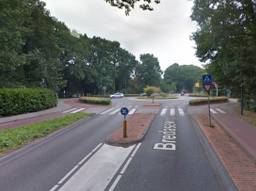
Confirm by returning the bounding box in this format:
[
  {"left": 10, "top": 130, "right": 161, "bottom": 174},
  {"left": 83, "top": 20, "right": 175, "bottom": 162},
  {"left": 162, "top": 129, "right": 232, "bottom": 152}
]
[
  {"left": 0, "top": 88, "right": 57, "bottom": 116},
  {"left": 79, "top": 97, "right": 111, "bottom": 105},
  {"left": 124, "top": 94, "right": 140, "bottom": 97},
  {"left": 189, "top": 96, "right": 229, "bottom": 105}
]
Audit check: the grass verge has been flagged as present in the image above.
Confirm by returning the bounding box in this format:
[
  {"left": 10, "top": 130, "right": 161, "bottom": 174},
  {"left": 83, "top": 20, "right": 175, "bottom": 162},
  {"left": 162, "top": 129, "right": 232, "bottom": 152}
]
[{"left": 0, "top": 112, "right": 91, "bottom": 154}]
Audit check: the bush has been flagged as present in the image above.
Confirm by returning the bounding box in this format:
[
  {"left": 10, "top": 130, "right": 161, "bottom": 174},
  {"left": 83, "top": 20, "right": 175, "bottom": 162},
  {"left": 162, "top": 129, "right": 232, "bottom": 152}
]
[
  {"left": 189, "top": 93, "right": 208, "bottom": 97},
  {"left": 0, "top": 88, "right": 57, "bottom": 116},
  {"left": 79, "top": 97, "right": 111, "bottom": 105},
  {"left": 124, "top": 94, "right": 140, "bottom": 97},
  {"left": 189, "top": 96, "right": 228, "bottom": 105}
]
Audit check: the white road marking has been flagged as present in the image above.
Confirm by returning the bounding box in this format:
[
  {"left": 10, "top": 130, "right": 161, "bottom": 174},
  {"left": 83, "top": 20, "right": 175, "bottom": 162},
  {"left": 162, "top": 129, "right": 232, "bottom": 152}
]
[
  {"left": 109, "top": 108, "right": 121, "bottom": 115},
  {"left": 49, "top": 185, "right": 59, "bottom": 191},
  {"left": 109, "top": 143, "right": 141, "bottom": 191},
  {"left": 49, "top": 143, "right": 103, "bottom": 191},
  {"left": 108, "top": 175, "right": 122, "bottom": 191},
  {"left": 70, "top": 108, "right": 85, "bottom": 113},
  {"left": 59, "top": 144, "right": 135, "bottom": 191},
  {"left": 170, "top": 108, "right": 175, "bottom": 117},
  {"left": 62, "top": 108, "right": 77, "bottom": 113},
  {"left": 160, "top": 108, "right": 168, "bottom": 116},
  {"left": 100, "top": 108, "right": 115, "bottom": 115},
  {"left": 210, "top": 108, "right": 217, "bottom": 114},
  {"left": 216, "top": 108, "right": 226, "bottom": 114},
  {"left": 178, "top": 108, "right": 185, "bottom": 116},
  {"left": 128, "top": 108, "right": 136, "bottom": 115}
]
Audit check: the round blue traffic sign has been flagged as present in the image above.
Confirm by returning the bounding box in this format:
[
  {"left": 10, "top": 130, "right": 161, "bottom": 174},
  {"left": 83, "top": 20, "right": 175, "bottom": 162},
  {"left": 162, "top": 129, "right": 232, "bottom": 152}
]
[{"left": 120, "top": 107, "right": 129, "bottom": 116}]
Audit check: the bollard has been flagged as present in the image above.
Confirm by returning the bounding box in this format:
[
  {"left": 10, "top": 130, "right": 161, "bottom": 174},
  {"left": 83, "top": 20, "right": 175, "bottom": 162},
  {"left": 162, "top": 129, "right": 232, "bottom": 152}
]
[{"left": 123, "top": 119, "right": 127, "bottom": 138}]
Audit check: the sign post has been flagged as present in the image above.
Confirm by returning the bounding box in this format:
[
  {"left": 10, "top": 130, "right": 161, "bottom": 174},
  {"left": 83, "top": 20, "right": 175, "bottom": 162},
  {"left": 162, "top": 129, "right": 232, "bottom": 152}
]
[
  {"left": 202, "top": 74, "right": 214, "bottom": 128},
  {"left": 120, "top": 107, "right": 129, "bottom": 138}
]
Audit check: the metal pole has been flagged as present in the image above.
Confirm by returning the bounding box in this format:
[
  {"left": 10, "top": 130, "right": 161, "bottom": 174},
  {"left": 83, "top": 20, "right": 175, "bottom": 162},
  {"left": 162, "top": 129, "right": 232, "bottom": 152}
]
[
  {"left": 208, "top": 92, "right": 212, "bottom": 128},
  {"left": 241, "top": 84, "right": 244, "bottom": 116},
  {"left": 123, "top": 117, "right": 127, "bottom": 138}
]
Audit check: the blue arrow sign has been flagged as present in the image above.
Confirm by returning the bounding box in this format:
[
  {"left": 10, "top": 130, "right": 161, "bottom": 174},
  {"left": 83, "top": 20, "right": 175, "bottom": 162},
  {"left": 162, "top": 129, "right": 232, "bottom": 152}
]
[
  {"left": 120, "top": 107, "right": 129, "bottom": 116},
  {"left": 202, "top": 74, "right": 213, "bottom": 85}
]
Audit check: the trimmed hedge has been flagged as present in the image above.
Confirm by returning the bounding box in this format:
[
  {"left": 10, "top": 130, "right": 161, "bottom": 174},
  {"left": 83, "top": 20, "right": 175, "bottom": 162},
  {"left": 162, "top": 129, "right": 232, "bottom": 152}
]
[
  {"left": 79, "top": 96, "right": 111, "bottom": 105},
  {"left": 189, "top": 93, "right": 208, "bottom": 97},
  {"left": 189, "top": 96, "right": 229, "bottom": 105},
  {"left": 0, "top": 88, "right": 57, "bottom": 116}
]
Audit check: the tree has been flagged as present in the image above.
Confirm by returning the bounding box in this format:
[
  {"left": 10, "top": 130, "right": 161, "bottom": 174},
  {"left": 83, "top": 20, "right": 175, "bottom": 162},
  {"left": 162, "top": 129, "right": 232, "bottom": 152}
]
[
  {"left": 137, "top": 54, "right": 162, "bottom": 90},
  {"left": 105, "top": 0, "right": 160, "bottom": 15},
  {"left": 191, "top": 0, "right": 256, "bottom": 105},
  {"left": 164, "top": 63, "right": 204, "bottom": 92}
]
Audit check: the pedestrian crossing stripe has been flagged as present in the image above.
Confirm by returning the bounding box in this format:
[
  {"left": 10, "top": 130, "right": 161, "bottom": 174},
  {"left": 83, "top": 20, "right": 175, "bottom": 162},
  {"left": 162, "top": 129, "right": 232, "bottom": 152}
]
[
  {"left": 62, "top": 108, "right": 78, "bottom": 113},
  {"left": 70, "top": 108, "right": 85, "bottom": 113},
  {"left": 178, "top": 108, "right": 185, "bottom": 116},
  {"left": 215, "top": 108, "right": 226, "bottom": 114},
  {"left": 170, "top": 108, "right": 175, "bottom": 116}
]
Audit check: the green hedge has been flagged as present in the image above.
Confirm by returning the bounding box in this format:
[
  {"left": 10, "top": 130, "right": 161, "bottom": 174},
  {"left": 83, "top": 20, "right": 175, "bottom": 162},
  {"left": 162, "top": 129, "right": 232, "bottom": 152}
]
[
  {"left": 0, "top": 88, "right": 57, "bottom": 116},
  {"left": 189, "top": 93, "right": 208, "bottom": 97},
  {"left": 79, "top": 96, "right": 111, "bottom": 105},
  {"left": 189, "top": 96, "right": 229, "bottom": 105}
]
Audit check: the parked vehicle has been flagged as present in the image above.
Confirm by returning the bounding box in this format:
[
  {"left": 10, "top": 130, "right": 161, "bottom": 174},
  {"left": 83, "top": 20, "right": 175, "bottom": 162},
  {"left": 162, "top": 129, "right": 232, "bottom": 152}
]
[{"left": 110, "top": 92, "right": 124, "bottom": 98}]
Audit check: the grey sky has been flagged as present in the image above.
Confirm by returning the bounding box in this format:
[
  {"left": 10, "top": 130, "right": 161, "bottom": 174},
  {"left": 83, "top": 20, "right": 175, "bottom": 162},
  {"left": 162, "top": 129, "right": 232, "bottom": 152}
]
[{"left": 43, "top": 0, "right": 202, "bottom": 71}]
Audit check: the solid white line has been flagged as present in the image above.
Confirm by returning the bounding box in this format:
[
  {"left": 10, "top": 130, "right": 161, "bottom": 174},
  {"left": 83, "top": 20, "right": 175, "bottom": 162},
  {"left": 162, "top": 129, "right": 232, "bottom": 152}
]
[
  {"left": 170, "top": 108, "right": 175, "bottom": 117},
  {"left": 131, "top": 143, "right": 141, "bottom": 158},
  {"left": 109, "top": 108, "right": 120, "bottom": 115},
  {"left": 59, "top": 144, "right": 135, "bottom": 191},
  {"left": 120, "top": 157, "right": 132, "bottom": 175},
  {"left": 160, "top": 108, "right": 167, "bottom": 116},
  {"left": 216, "top": 108, "right": 226, "bottom": 114},
  {"left": 58, "top": 165, "right": 79, "bottom": 185},
  {"left": 49, "top": 185, "right": 59, "bottom": 191},
  {"left": 108, "top": 175, "right": 122, "bottom": 191},
  {"left": 128, "top": 108, "right": 136, "bottom": 115},
  {"left": 178, "top": 108, "right": 185, "bottom": 116},
  {"left": 100, "top": 108, "right": 115, "bottom": 115},
  {"left": 62, "top": 108, "right": 77, "bottom": 113},
  {"left": 70, "top": 108, "right": 85, "bottom": 113},
  {"left": 49, "top": 143, "right": 103, "bottom": 190},
  {"left": 109, "top": 143, "right": 141, "bottom": 191},
  {"left": 210, "top": 108, "right": 217, "bottom": 114}
]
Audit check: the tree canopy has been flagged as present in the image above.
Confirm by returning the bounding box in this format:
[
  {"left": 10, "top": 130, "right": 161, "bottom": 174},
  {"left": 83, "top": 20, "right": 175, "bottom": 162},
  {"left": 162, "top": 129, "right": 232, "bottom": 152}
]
[
  {"left": 164, "top": 63, "right": 204, "bottom": 92},
  {"left": 0, "top": 0, "right": 164, "bottom": 96},
  {"left": 105, "top": 0, "right": 160, "bottom": 15},
  {"left": 191, "top": 0, "right": 256, "bottom": 102}
]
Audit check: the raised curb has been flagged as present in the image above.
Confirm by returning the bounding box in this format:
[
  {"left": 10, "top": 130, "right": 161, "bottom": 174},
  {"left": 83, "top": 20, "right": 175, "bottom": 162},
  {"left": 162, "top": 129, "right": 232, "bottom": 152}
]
[{"left": 106, "top": 113, "right": 157, "bottom": 147}]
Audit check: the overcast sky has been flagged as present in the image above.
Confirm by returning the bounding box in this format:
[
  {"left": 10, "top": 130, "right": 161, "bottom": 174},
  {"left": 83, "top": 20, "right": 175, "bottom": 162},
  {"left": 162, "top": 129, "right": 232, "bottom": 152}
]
[{"left": 43, "top": 0, "right": 202, "bottom": 71}]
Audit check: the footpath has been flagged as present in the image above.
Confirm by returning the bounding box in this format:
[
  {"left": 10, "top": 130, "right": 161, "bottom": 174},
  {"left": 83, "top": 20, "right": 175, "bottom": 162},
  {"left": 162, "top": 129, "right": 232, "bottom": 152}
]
[{"left": 195, "top": 104, "right": 256, "bottom": 191}]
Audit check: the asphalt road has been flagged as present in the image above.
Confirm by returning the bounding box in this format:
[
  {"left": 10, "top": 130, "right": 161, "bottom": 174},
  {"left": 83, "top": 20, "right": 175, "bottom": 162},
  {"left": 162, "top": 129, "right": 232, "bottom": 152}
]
[{"left": 0, "top": 96, "right": 234, "bottom": 191}]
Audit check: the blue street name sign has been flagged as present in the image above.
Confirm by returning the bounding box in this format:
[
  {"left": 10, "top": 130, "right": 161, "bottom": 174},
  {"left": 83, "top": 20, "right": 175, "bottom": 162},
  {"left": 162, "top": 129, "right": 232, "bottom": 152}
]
[
  {"left": 120, "top": 107, "right": 129, "bottom": 116},
  {"left": 202, "top": 74, "right": 213, "bottom": 85}
]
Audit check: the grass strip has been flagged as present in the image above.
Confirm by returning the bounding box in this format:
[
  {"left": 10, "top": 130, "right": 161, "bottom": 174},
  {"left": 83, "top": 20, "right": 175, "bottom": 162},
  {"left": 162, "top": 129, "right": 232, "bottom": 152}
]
[{"left": 0, "top": 112, "right": 90, "bottom": 154}]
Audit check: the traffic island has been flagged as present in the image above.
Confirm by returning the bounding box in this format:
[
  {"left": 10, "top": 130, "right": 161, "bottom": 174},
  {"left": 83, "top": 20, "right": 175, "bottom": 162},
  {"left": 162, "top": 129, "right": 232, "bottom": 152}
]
[
  {"left": 106, "top": 113, "right": 156, "bottom": 147},
  {"left": 194, "top": 114, "right": 256, "bottom": 191}
]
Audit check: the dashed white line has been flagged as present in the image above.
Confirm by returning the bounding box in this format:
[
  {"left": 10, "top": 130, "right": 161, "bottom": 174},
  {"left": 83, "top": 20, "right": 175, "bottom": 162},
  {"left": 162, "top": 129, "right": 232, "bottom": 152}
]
[
  {"left": 70, "top": 108, "right": 85, "bottom": 113},
  {"left": 216, "top": 108, "right": 226, "bottom": 114},
  {"left": 210, "top": 108, "right": 217, "bottom": 114},
  {"left": 160, "top": 108, "right": 168, "bottom": 116},
  {"left": 170, "top": 108, "right": 175, "bottom": 117},
  {"left": 178, "top": 108, "right": 185, "bottom": 116},
  {"left": 62, "top": 108, "right": 77, "bottom": 113}
]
